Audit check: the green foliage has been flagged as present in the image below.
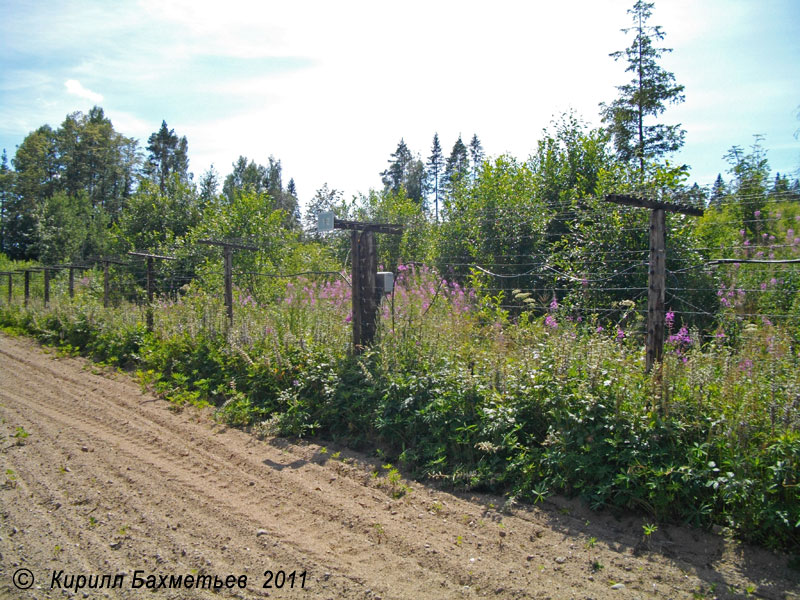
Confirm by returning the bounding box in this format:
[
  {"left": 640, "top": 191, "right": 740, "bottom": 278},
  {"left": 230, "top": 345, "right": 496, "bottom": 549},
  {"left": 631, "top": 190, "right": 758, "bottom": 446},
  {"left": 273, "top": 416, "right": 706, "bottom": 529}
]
[
  {"left": 3, "top": 260, "right": 797, "bottom": 553},
  {"left": 600, "top": 0, "right": 685, "bottom": 173}
]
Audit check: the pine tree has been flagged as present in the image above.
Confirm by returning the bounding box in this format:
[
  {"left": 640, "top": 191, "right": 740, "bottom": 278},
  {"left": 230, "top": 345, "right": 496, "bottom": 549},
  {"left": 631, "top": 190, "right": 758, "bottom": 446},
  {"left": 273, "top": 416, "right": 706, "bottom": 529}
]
[
  {"left": 600, "top": 0, "right": 685, "bottom": 175},
  {"left": 426, "top": 133, "right": 444, "bottom": 221}
]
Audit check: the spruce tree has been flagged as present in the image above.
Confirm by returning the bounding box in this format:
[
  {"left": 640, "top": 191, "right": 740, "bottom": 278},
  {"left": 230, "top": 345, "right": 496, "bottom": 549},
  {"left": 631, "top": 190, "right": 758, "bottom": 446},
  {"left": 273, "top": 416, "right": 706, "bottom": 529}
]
[
  {"left": 443, "top": 136, "right": 469, "bottom": 201},
  {"left": 426, "top": 133, "right": 444, "bottom": 221},
  {"left": 600, "top": 0, "right": 685, "bottom": 175},
  {"left": 145, "top": 121, "right": 190, "bottom": 194},
  {"left": 468, "top": 134, "right": 484, "bottom": 181},
  {"left": 381, "top": 138, "right": 412, "bottom": 194}
]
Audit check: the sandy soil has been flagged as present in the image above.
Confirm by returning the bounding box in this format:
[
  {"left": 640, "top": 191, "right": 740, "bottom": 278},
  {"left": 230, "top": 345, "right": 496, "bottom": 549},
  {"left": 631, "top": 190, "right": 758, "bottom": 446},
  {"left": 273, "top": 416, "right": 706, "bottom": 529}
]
[{"left": 0, "top": 332, "right": 798, "bottom": 600}]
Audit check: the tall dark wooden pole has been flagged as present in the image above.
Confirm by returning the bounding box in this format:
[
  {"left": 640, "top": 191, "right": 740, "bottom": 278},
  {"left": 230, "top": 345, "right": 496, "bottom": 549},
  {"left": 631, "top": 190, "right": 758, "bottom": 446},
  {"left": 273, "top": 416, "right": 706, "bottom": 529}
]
[
  {"left": 0, "top": 272, "right": 13, "bottom": 304},
  {"left": 197, "top": 240, "right": 257, "bottom": 328},
  {"left": 128, "top": 252, "right": 176, "bottom": 332},
  {"left": 646, "top": 209, "right": 666, "bottom": 372},
  {"left": 351, "top": 230, "right": 378, "bottom": 351},
  {"left": 328, "top": 217, "right": 402, "bottom": 353},
  {"left": 103, "top": 260, "right": 110, "bottom": 308},
  {"left": 603, "top": 195, "right": 703, "bottom": 372},
  {"left": 43, "top": 268, "right": 50, "bottom": 307},
  {"left": 223, "top": 246, "right": 234, "bottom": 326},
  {"left": 24, "top": 270, "right": 30, "bottom": 307}
]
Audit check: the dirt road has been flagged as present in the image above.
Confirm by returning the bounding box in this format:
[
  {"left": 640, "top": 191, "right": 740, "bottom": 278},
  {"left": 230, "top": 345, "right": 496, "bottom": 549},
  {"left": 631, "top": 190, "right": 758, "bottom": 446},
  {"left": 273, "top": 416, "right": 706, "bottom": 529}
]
[{"left": 0, "top": 333, "right": 797, "bottom": 599}]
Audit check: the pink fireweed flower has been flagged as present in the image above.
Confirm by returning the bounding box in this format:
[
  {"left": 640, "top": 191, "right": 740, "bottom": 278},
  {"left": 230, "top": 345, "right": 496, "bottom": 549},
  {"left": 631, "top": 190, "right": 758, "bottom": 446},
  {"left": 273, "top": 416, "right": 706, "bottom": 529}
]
[
  {"left": 668, "top": 326, "right": 692, "bottom": 346},
  {"left": 616, "top": 327, "right": 625, "bottom": 341},
  {"left": 549, "top": 297, "right": 559, "bottom": 310},
  {"left": 665, "top": 311, "right": 675, "bottom": 327},
  {"left": 544, "top": 314, "right": 558, "bottom": 329}
]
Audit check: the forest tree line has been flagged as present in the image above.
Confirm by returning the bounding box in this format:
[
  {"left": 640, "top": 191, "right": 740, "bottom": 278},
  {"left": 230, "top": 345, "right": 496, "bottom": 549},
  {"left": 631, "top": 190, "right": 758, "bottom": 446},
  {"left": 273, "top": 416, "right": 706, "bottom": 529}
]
[{"left": 0, "top": 0, "right": 798, "bottom": 330}]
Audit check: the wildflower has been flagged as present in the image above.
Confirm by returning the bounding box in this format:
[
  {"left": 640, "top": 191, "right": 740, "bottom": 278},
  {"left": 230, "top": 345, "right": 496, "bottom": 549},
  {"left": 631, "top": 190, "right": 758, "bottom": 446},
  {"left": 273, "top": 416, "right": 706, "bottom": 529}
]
[
  {"left": 715, "top": 330, "right": 726, "bottom": 339},
  {"left": 549, "top": 297, "right": 559, "bottom": 310},
  {"left": 345, "top": 314, "right": 352, "bottom": 323},
  {"left": 754, "top": 210, "right": 761, "bottom": 218},
  {"left": 545, "top": 314, "right": 558, "bottom": 329},
  {"left": 665, "top": 311, "right": 675, "bottom": 327},
  {"left": 668, "top": 326, "right": 692, "bottom": 346},
  {"left": 616, "top": 327, "right": 625, "bottom": 341},
  {"left": 596, "top": 326, "right": 604, "bottom": 333}
]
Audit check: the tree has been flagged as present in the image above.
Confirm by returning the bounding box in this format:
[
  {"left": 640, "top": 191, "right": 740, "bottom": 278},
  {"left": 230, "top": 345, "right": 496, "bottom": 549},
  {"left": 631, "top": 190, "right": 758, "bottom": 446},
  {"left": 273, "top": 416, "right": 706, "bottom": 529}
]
[
  {"left": 0, "top": 150, "right": 13, "bottom": 254},
  {"left": 198, "top": 165, "right": 219, "bottom": 205},
  {"left": 381, "top": 138, "right": 426, "bottom": 206},
  {"left": 144, "top": 120, "right": 190, "bottom": 194},
  {"left": 426, "top": 133, "right": 445, "bottom": 221},
  {"left": 222, "top": 156, "right": 299, "bottom": 228},
  {"left": 710, "top": 174, "right": 726, "bottom": 205},
  {"left": 468, "top": 134, "right": 485, "bottom": 181},
  {"left": 303, "top": 183, "right": 344, "bottom": 235},
  {"left": 724, "top": 136, "right": 770, "bottom": 237},
  {"left": 381, "top": 138, "right": 413, "bottom": 194},
  {"left": 57, "top": 107, "right": 138, "bottom": 220},
  {"left": 600, "top": 0, "right": 685, "bottom": 175},
  {"left": 443, "top": 135, "right": 469, "bottom": 205},
  {"left": 6, "top": 126, "right": 59, "bottom": 258}
]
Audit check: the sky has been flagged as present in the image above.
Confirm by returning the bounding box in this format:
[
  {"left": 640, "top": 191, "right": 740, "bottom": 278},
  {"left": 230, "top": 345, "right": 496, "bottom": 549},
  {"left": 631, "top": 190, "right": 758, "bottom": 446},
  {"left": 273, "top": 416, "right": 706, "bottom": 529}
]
[{"left": 1, "top": 0, "right": 799, "bottom": 205}]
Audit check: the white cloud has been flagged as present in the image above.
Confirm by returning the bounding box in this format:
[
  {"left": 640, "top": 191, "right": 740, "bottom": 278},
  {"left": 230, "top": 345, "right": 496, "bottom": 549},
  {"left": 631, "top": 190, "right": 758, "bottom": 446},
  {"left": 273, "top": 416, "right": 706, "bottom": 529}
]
[{"left": 64, "top": 79, "right": 103, "bottom": 104}]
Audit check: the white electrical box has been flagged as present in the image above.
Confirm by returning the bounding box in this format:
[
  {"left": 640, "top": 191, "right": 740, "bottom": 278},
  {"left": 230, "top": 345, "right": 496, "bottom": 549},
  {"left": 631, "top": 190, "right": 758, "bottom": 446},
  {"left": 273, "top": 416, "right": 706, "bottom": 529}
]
[
  {"left": 376, "top": 271, "right": 394, "bottom": 294},
  {"left": 317, "top": 211, "right": 335, "bottom": 233}
]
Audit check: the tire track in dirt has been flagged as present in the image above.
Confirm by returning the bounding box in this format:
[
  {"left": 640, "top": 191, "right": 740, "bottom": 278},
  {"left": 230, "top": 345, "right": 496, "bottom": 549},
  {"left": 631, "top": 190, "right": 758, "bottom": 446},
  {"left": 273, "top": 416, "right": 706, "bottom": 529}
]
[
  {"left": 2, "top": 334, "right": 798, "bottom": 600},
  {"left": 1, "top": 348, "right": 496, "bottom": 598}
]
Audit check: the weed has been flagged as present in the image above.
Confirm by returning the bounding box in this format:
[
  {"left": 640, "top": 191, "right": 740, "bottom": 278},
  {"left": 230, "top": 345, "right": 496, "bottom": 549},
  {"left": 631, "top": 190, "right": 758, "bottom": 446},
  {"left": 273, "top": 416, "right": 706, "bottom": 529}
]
[
  {"left": 585, "top": 537, "right": 597, "bottom": 549},
  {"left": 643, "top": 523, "right": 658, "bottom": 537},
  {"left": 373, "top": 523, "right": 385, "bottom": 544}
]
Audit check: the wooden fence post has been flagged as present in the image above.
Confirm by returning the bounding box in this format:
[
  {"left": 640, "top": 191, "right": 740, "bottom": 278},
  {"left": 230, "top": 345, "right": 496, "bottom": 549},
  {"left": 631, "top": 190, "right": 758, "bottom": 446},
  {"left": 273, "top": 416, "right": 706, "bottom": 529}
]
[
  {"left": 0, "top": 272, "right": 13, "bottom": 304},
  {"left": 329, "top": 217, "right": 402, "bottom": 352},
  {"left": 43, "top": 268, "right": 50, "bottom": 307},
  {"left": 647, "top": 208, "right": 666, "bottom": 372},
  {"left": 603, "top": 195, "right": 703, "bottom": 372},
  {"left": 197, "top": 240, "right": 258, "bottom": 327},
  {"left": 24, "top": 270, "right": 30, "bottom": 307},
  {"left": 128, "top": 252, "right": 176, "bottom": 332}
]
